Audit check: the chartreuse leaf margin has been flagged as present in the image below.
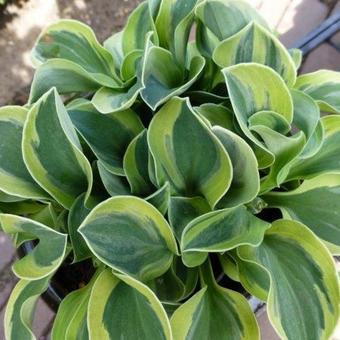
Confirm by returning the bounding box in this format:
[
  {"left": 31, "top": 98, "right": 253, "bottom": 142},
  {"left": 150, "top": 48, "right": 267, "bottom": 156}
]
[{"left": 1, "top": 0, "right": 340, "bottom": 339}]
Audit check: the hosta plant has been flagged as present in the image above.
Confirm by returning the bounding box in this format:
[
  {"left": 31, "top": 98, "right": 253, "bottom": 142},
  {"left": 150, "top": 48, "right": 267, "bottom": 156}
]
[{"left": 1, "top": 0, "right": 340, "bottom": 339}]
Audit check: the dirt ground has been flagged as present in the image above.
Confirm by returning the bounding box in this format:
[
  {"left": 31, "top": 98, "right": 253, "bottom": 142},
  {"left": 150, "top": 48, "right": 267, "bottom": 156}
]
[{"left": 0, "top": 0, "right": 142, "bottom": 106}]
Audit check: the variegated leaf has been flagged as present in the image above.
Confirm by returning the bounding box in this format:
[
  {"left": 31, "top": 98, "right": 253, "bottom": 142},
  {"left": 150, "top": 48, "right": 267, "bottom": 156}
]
[
  {"left": 29, "top": 59, "right": 116, "bottom": 103},
  {"left": 4, "top": 276, "right": 50, "bottom": 340},
  {"left": 213, "top": 126, "right": 260, "bottom": 207},
  {"left": 92, "top": 32, "right": 154, "bottom": 113},
  {"left": 141, "top": 47, "right": 205, "bottom": 110},
  {"left": 23, "top": 88, "right": 92, "bottom": 208},
  {"left": 67, "top": 98, "right": 144, "bottom": 175},
  {"left": 0, "top": 214, "right": 67, "bottom": 280},
  {"left": 122, "top": 1, "right": 156, "bottom": 54},
  {"left": 31, "top": 19, "right": 120, "bottom": 82},
  {"left": 145, "top": 182, "right": 171, "bottom": 215},
  {"left": 223, "top": 63, "right": 293, "bottom": 168},
  {"left": 154, "top": 0, "right": 198, "bottom": 63},
  {"left": 168, "top": 196, "right": 211, "bottom": 241},
  {"left": 213, "top": 22, "right": 296, "bottom": 85},
  {"left": 231, "top": 251, "right": 270, "bottom": 301},
  {"left": 194, "top": 103, "right": 235, "bottom": 130},
  {"left": 97, "top": 161, "right": 131, "bottom": 196},
  {"left": 148, "top": 259, "right": 198, "bottom": 303},
  {"left": 263, "top": 174, "right": 340, "bottom": 253},
  {"left": 0, "top": 106, "right": 48, "bottom": 200},
  {"left": 123, "top": 129, "right": 155, "bottom": 195},
  {"left": 148, "top": 97, "right": 232, "bottom": 208},
  {"left": 248, "top": 110, "right": 291, "bottom": 135},
  {"left": 51, "top": 268, "right": 102, "bottom": 340},
  {"left": 79, "top": 196, "right": 178, "bottom": 281},
  {"left": 170, "top": 260, "right": 259, "bottom": 340},
  {"left": 251, "top": 126, "right": 305, "bottom": 193},
  {"left": 288, "top": 115, "right": 340, "bottom": 180},
  {"left": 92, "top": 80, "right": 142, "bottom": 113},
  {"left": 294, "top": 70, "right": 340, "bottom": 113},
  {"left": 88, "top": 269, "right": 172, "bottom": 339},
  {"left": 68, "top": 193, "right": 96, "bottom": 263},
  {"left": 239, "top": 219, "right": 340, "bottom": 340},
  {"left": 195, "top": 0, "right": 267, "bottom": 40},
  {"left": 289, "top": 48, "right": 302, "bottom": 70},
  {"left": 291, "top": 89, "right": 323, "bottom": 158},
  {"left": 181, "top": 206, "right": 270, "bottom": 267}
]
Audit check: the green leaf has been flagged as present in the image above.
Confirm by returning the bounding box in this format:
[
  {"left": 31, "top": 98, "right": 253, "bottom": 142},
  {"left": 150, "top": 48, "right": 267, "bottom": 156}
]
[
  {"left": 88, "top": 269, "right": 172, "bottom": 340},
  {"left": 251, "top": 126, "right": 305, "bottom": 193},
  {"left": 51, "top": 268, "right": 102, "bottom": 340},
  {"left": 31, "top": 19, "right": 120, "bottom": 81},
  {"left": 181, "top": 205, "right": 270, "bottom": 267},
  {"left": 148, "top": 97, "right": 232, "bottom": 208},
  {"left": 79, "top": 196, "right": 178, "bottom": 281},
  {"left": 288, "top": 115, "right": 340, "bottom": 180},
  {"left": 170, "top": 260, "right": 259, "bottom": 340},
  {"left": 67, "top": 98, "right": 144, "bottom": 175},
  {"left": 294, "top": 70, "right": 340, "bottom": 113},
  {"left": 263, "top": 174, "right": 340, "bottom": 253},
  {"left": 29, "top": 58, "right": 120, "bottom": 104},
  {"left": 239, "top": 219, "right": 340, "bottom": 340},
  {"left": 141, "top": 47, "right": 205, "bottom": 110},
  {"left": 0, "top": 214, "right": 67, "bottom": 280},
  {"left": 223, "top": 63, "right": 293, "bottom": 168},
  {"left": 4, "top": 276, "right": 50, "bottom": 340},
  {"left": 67, "top": 193, "right": 95, "bottom": 263},
  {"left": 123, "top": 129, "right": 155, "bottom": 195},
  {"left": 0, "top": 106, "right": 48, "bottom": 200},
  {"left": 23, "top": 88, "right": 92, "bottom": 209},
  {"left": 213, "top": 22, "right": 296, "bottom": 86},
  {"left": 213, "top": 126, "right": 260, "bottom": 207},
  {"left": 168, "top": 196, "right": 211, "bottom": 241},
  {"left": 97, "top": 161, "right": 131, "bottom": 196},
  {"left": 195, "top": 0, "right": 268, "bottom": 41},
  {"left": 145, "top": 182, "right": 171, "bottom": 215}
]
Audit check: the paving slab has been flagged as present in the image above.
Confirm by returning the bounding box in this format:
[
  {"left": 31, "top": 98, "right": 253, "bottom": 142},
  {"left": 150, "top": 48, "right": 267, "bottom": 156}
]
[
  {"left": 257, "top": 307, "right": 280, "bottom": 340},
  {"left": 32, "top": 299, "right": 55, "bottom": 340},
  {"left": 0, "top": 264, "right": 17, "bottom": 310},
  {"left": 278, "top": 0, "right": 328, "bottom": 47},
  {"left": 0, "top": 232, "right": 15, "bottom": 272},
  {"left": 330, "top": 1, "right": 340, "bottom": 49},
  {"left": 300, "top": 42, "right": 340, "bottom": 73}
]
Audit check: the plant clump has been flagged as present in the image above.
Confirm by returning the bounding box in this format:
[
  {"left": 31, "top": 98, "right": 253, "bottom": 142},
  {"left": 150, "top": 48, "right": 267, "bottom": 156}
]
[{"left": 1, "top": 0, "right": 340, "bottom": 339}]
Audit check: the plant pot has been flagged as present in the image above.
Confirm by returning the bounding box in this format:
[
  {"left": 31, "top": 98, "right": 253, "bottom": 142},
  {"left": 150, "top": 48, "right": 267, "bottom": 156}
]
[{"left": 17, "top": 241, "right": 265, "bottom": 314}]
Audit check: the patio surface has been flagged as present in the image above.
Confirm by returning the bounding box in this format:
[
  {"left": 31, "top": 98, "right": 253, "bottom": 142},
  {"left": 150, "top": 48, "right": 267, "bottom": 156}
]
[{"left": 0, "top": 0, "right": 339, "bottom": 339}]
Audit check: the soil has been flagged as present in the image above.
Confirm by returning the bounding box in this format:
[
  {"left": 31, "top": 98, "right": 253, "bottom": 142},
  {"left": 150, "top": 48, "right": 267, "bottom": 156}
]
[{"left": 0, "top": 0, "right": 142, "bottom": 106}]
